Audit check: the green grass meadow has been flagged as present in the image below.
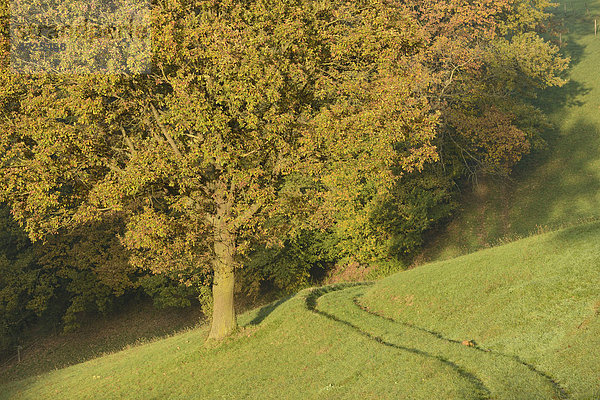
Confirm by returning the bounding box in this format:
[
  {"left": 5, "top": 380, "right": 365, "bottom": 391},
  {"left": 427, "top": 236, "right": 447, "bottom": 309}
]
[{"left": 1, "top": 222, "right": 599, "bottom": 399}]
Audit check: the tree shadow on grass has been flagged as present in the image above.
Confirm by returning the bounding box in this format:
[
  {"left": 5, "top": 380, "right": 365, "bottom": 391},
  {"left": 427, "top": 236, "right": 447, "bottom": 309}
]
[
  {"left": 510, "top": 118, "right": 600, "bottom": 235},
  {"left": 0, "top": 302, "right": 204, "bottom": 385},
  {"left": 532, "top": 2, "right": 592, "bottom": 116},
  {"left": 420, "top": 9, "right": 596, "bottom": 262},
  {"left": 246, "top": 295, "right": 293, "bottom": 326},
  {"left": 551, "top": 218, "right": 600, "bottom": 244}
]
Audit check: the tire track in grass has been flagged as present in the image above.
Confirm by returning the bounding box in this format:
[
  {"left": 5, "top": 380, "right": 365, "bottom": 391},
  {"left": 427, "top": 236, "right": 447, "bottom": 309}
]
[
  {"left": 308, "top": 284, "right": 569, "bottom": 400},
  {"left": 352, "top": 296, "right": 570, "bottom": 400},
  {"left": 306, "top": 284, "right": 492, "bottom": 400}
]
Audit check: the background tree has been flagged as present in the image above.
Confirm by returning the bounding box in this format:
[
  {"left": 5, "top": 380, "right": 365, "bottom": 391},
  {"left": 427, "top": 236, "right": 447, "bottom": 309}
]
[
  {"left": 276, "top": 0, "right": 568, "bottom": 268},
  {"left": 408, "top": 0, "right": 568, "bottom": 178}
]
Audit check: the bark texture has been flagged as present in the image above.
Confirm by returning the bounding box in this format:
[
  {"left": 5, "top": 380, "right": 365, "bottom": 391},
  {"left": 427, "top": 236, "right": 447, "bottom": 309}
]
[{"left": 208, "top": 185, "right": 238, "bottom": 340}]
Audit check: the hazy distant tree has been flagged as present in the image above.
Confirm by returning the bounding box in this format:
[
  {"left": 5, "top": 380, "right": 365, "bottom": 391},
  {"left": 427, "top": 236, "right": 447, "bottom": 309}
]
[{"left": 408, "top": 0, "right": 568, "bottom": 177}]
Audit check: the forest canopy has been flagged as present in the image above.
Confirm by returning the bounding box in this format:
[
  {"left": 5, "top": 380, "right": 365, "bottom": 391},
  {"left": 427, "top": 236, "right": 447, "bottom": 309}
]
[{"left": 0, "top": 0, "right": 567, "bottom": 341}]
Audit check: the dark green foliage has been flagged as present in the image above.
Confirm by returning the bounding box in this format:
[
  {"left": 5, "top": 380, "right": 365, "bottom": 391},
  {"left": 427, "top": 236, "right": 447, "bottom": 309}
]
[
  {"left": 372, "top": 167, "right": 456, "bottom": 258},
  {"left": 0, "top": 209, "right": 36, "bottom": 353},
  {"left": 240, "top": 230, "right": 336, "bottom": 298},
  {"left": 0, "top": 206, "right": 201, "bottom": 350},
  {"left": 138, "top": 275, "right": 198, "bottom": 309},
  {"left": 247, "top": 166, "right": 455, "bottom": 281},
  {"left": 0, "top": 205, "right": 53, "bottom": 353},
  {"left": 36, "top": 216, "right": 136, "bottom": 330}
]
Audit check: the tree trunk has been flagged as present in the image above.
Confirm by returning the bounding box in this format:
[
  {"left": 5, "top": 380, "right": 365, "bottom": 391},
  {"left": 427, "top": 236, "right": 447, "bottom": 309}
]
[
  {"left": 208, "top": 185, "right": 237, "bottom": 340},
  {"left": 208, "top": 257, "right": 236, "bottom": 340}
]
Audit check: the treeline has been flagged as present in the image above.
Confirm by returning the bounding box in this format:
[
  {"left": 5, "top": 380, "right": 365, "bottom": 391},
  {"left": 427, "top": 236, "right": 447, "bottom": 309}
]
[{"left": 0, "top": 0, "right": 567, "bottom": 343}]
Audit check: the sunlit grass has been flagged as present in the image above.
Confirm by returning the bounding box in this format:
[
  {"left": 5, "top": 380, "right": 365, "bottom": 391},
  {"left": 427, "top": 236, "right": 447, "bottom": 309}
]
[
  {"left": 2, "top": 222, "right": 599, "bottom": 399},
  {"left": 364, "top": 221, "right": 600, "bottom": 399}
]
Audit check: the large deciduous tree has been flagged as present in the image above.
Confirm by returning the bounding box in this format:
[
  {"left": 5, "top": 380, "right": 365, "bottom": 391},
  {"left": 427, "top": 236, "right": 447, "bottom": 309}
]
[
  {"left": 0, "top": 0, "right": 438, "bottom": 339},
  {"left": 0, "top": 0, "right": 568, "bottom": 339}
]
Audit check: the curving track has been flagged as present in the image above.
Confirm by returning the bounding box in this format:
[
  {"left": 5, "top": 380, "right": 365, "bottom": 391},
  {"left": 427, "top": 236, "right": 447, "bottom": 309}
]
[{"left": 306, "top": 284, "right": 569, "bottom": 400}]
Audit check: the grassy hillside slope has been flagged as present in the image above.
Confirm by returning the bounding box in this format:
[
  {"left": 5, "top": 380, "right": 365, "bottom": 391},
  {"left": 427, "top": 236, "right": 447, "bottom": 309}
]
[
  {"left": 2, "top": 221, "right": 599, "bottom": 399},
  {"left": 426, "top": 0, "right": 600, "bottom": 260},
  {"left": 362, "top": 222, "right": 600, "bottom": 399},
  {"left": 0, "top": 302, "right": 203, "bottom": 385}
]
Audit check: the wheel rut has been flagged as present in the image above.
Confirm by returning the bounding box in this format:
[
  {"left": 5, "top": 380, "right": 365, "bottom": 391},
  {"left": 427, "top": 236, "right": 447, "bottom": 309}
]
[{"left": 306, "top": 284, "right": 569, "bottom": 400}]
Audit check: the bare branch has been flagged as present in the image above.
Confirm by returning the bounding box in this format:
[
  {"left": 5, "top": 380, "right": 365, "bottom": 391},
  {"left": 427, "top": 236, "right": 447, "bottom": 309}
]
[
  {"left": 438, "top": 57, "right": 476, "bottom": 102},
  {"left": 239, "top": 148, "right": 260, "bottom": 158},
  {"left": 143, "top": 115, "right": 164, "bottom": 144},
  {"left": 107, "top": 162, "right": 124, "bottom": 174},
  {"left": 204, "top": 213, "right": 215, "bottom": 226}
]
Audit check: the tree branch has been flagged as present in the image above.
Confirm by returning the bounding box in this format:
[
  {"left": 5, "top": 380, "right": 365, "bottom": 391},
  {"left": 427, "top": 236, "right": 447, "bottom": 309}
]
[
  {"left": 143, "top": 115, "right": 164, "bottom": 144},
  {"left": 233, "top": 202, "right": 262, "bottom": 229},
  {"left": 437, "top": 57, "right": 476, "bottom": 102},
  {"left": 204, "top": 213, "right": 215, "bottom": 226},
  {"left": 120, "top": 127, "right": 136, "bottom": 156},
  {"left": 150, "top": 104, "right": 183, "bottom": 158}
]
